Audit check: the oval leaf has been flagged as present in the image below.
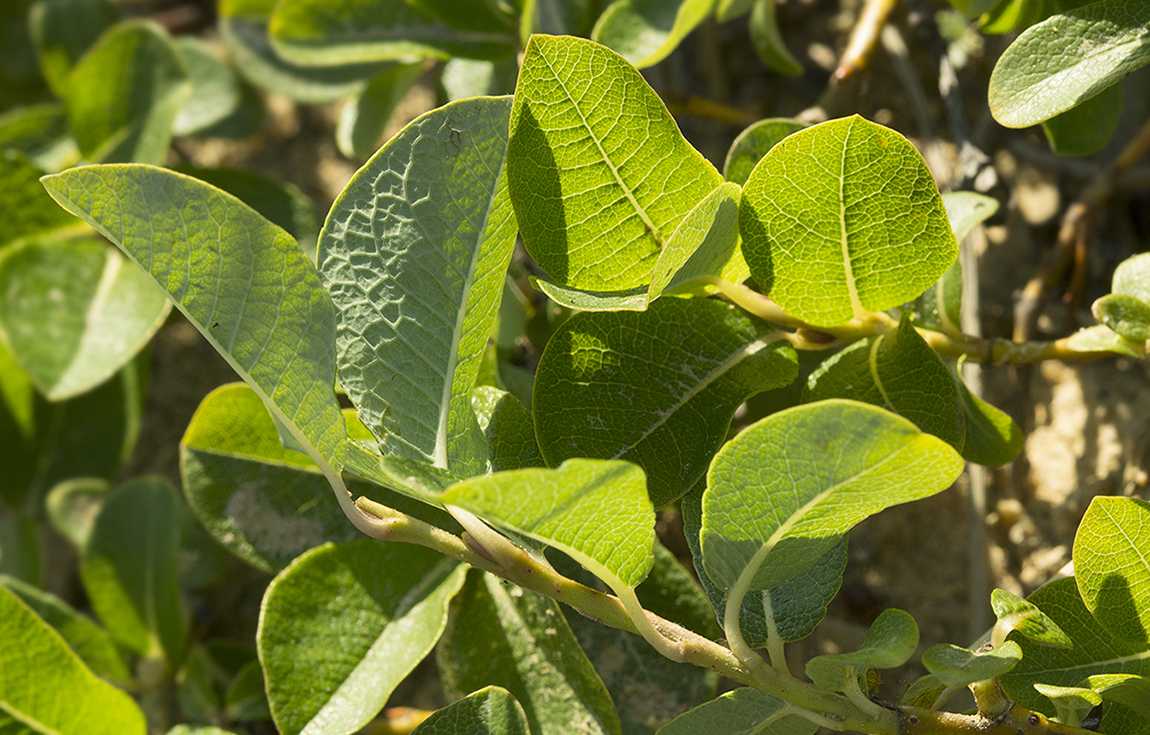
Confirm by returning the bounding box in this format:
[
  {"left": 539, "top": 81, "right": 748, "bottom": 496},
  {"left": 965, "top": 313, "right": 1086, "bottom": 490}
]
[
  {"left": 805, "top": 609, "right": 919, "bottom": 690},
  {"left": 259, "top": 540, "right": 466, "bottom": 735},
  {"left": 533, "top": 298, "right": 798, "bottom": 508},
  {"left": 443, "top": 459, "right": 654, "bottom": 589},
  {"left": 723, "top": 118, "right": 806, "bottom": 187},
  {"left": 0, "top": 238, "right": 170, "bottom": 400},
  {"left": 988, "top": 0, "right": 1150, "bottom": 128},
  {"left": 922, "top": 642, "right": 1023, "bottom": 687},
  {"left": 591, "top": 0, "right": 714, "bottom": 69},
  {"left": 991, "top": 588, "right": 1074, "bottom": 649},
  {"left": 507, "top": 34, "right": 723, "bottom": 291},
  {"left": 657, "top": 687, "right": 817, "bottom": 735},
  {"left": 701, "top": 400, "right": 963, "bottom": 593},
  {"left": 1074, "top": 497, "right": 1150, "bottom": 643},
  {"left": 1093, "top": 293, "right": 1150, "bottom": 341},
  {"left": 739, "top": 115, "right": 957, "bottom": 327},
  {"left": 0, "top": 584, "right": 145, "bottom": 735},
  {"left": 319, "top": 96, "right": 517, "bottom": 475},
  {"left": 412, "top": 687, "right": 529, "bottom": 735}
]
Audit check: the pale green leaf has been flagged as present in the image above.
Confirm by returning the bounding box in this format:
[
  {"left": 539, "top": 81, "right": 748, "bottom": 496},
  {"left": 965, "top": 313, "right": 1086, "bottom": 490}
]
[
  {"left": 343, "top": 441, "right": 462, "bottom": 504},
  {"left": 804, "top": 314, "right": 965, "bottom": 452},
  {"left": 438, "top": 571, "right": 623, "bottom": 735},
  {"left": 440, "top": 56, "right": 518, "bottom": 101},
  {"left": 470, "top": 385, "right": 544, "bottom": 472},
  {"left": 66, "top": 20, "right": 191, "bottom": 164},
  {"left": 955, "top": 373, "right": 1024, "bottom": 467},
  {"left": 991, "top": 587, "right": 1074, "bottom": 648},
  {"left": 988, "top": 0, "right": 1150, "bottom": 128},
  {"left": 1042, "top": 81, "right": 1123, "bottom": 156},
  {"left": 999, "top": 578, "right": 1150, "bottom": 724},
  {"left": 656, "top": 687, "right": 817, "bottom": 735},
  {"left": 0, "top": 584, "right": 145, "bottom": 735},
  {"left": 45, "top": 477, "right": 110, "bottom": 549},
  {"left": 979, "top": 0, "right": 1095, "bottom": 34},
  {"left": 259, "top": 540, "right": 466, "bottom": 735},
  {"left": 269, "top": 0, "right": 516, "bottom": 66},
  {"left": 740, "top": 116, "right": 957, "bottom": 327},
  {"left": 336, "top": 63, "right": 422, "bottom": 160},
  {"left": 0, "top": 150, "right": 84, "bottom": 247},
  {"left": 701, "top": 400, "right": 963, "bottom": 593},
  {"left": 1085, "top": 674, "right": 1150, "bottom": 720},
  {"left": 412, "top": 687, "right": 529, "bottom": 735},
  {"left": 219, "top": 0, "right": 387, "bottom": 104},
  {"left": 944, "top": 190, "right": 1000, "bottom": 243},
  {"left": 0, "top": 238, "right": 171, "bottom": 400},
  {"left": 1064, "top": 324, "right": 1145, "bottom": 358},
  {"left": 683, "top": 485, "right": 846, "bottom": 645},
  {"left": 41, "top": 164, "right": 347, "bottom": 478},
  {"left": 443, "top": 459, "right": 654, "bottom": 589},
  {"left": 534, "top": 298, "right": 798, "bottom": 508},
  {"left": 902, "top": 674, "right": 947, "bottom": 708},
  {"left": 1033, "top": 683, "right": 1102, "bottom": 726},
  {"left": 173, "top": 37, "right": 244, "bottom": 137},
  {"left": 1113, "top": 253, "right": 1150, "bottom": 303},
  {"left": 1094, "top": 295, "right": 1150, "bottom": 341},
  {"left": 0, "top": 103, "right": 79, "bottom": 172},
  {"left": 723, "top": 118, "right": 806, "bottom": 186},
  {"left": 532, "top": 281, "right": 649, "bottom": 312},
  {"left": 180, "top": 383, "right": 367, "bottom": 573},
  {"left": 591, "top": 0, "right": 715, "bottom": 69},
  {"left": 649, "top": 181, "right": 742, "bottom": 299},
  {"left": 922, "top": 641, "right": 1023, "bottom": 686},
  {"left": 319, "top": 96, "right": 516, "bottom": 476},
  {"left": 749, "top": 0, "right": 802, "bottom": 76},
  {"left": 805, "top": 609, "right": 919, "bottom": 690},
  {"left": 80, "top": 476, "right": 186, "bottom": 666},
  {"left": 28, "top": 0, "right": 116, "bottom": 99},
  {"left": 508, "top": 34, "right": 723, "bottom": 291},
  {"left": 1074, "top": 497, "right": 1150, "bottom": 644}
]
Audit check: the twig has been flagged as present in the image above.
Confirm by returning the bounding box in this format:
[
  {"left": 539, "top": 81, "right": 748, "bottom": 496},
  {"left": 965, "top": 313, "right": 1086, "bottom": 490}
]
[
  {"left": 1013, "top": 114, "right": 1150, "bottom": 342},
  {"left": 664, "top": 93, "right": 759, "bottom": 127}
]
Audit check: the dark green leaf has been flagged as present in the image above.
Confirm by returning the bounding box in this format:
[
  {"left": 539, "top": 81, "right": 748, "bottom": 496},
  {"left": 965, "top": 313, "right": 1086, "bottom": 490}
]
[
  {"left": 656, "top": 687, "right": 818, "bottom": 735},
  {"left": 412, "top": 687, "right": 529, "bottom": 735},
  {"left": 749, "top": 0, "right": 802, "bottom": 75},
  {"left": 28, "top": 0, "right": 117, "bottom": 98},
  {"left": 921, "top": 642, "right": 1023, "bottom": 686},
  {"left": 173, "top": 37, "right": 244, "bottom": 137},
  {"left": 336, "top": 63, "right": 422, "bottom": 159},
  {"left": 591, "top": 0, "right": 713, "bottom": 69},
  {"left": 723, "top": 118, "right": 806, "bottom": 186},
  {"left": 805, "top": 609, "right": 919, "bottom": 690},
  {"left": 990, "top": 587, "right": 1074, "bottom": 648},
  {"left": 1041, "top": 82, "right": 1123, "bottom": 156}
]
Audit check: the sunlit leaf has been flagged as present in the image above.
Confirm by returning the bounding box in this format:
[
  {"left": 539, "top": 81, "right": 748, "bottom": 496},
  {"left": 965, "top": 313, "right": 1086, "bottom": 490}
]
[
  {"left": 1074, "top": 497, "right": 1150, "bottom": 644},
  {"left": 592, "top": 0, "right": 714, "bottom": 69},
  {"left": 805, "top": 609, "right": 919, "bottom": 690}
]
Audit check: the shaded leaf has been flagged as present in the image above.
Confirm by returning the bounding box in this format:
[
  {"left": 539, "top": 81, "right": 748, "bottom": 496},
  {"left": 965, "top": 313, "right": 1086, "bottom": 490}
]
[
  {"left": 591, "top": 0, "right": 714, "bottom": 69},
  {"left": 1085, "top": 674, "right": 1150, "bottom": 720},
  {"left": 28, "top": 0, "right": 117, "bottom": 98},
  {"left": 0, "top": 513, "right": 43, "bottom": 586},
  {"left": 805, "top": 609, "right": 919, "bottom": 690},
  {"left": 259, "top": 540, "right": 466, "bottom": 735},
  {"left": 656, "top": 687, "right": 817, "bottom": 735},
  {"left": 1033, "top": 683, "right": 1102, "bottom": 727},
  {"left": 988, "top": 0, "right": 1150, "bottom": 128},
  {"left": 80, "top": 476, "right": 185, "bottom": 665},
  {"left": 740, "top": 116, "right": 956, "bottom": 327},
  {"left": 1074, "top": 497, "right": 1150, "bottom": 644},
  {"left": 991, "top": 587, "right": 1074, "bottom": 648},
  {"left": 1064, "top": 324, "right": 1145, "bottom": 358},
  {"left": 336, "top": 63, "right": 423, "bottom": 160},
  {"left": 173, "top": 36, "right": 244, "bottom": 137},
  {"left": 0, "top": 150, "right": 83, "bottom": 247},
  {"left": 412, "top": 687, "right": 530, "bottom": 735},
  {"left": 508, "top": 34, "right": 723, "bottom": 291},
  {"left": 441, "top": 56, "right": 518, "bottom": 101},
  {"left": 0, "top": 103, "right": 79, "bottom": 171},
  {"left": 225, "top": 660, "right": 272, "bottom": 720},
  {"left": 956, "top": 366, "right": 1025, "bottom": 466},
  {"left": 723, "top": 118, "right": 806, "bottom": 186},
  {"left": 922, "top": 641, "right": 1023, "bottom": 687},
  {"left": 0, "top": 584, "right": 145, "bottom": 735},
  {"left": 44, "top": 477, "right": 110, "bottom": 549},
  {"left": 319, "top": 96, "right": 516, "bottom": 476},
  {"left": 534, "top": 298, "right": 798, "bottom": 508},
  {"left": 471, "top": 385, "right": 544, "bottom": 472},
  {"left": 0, "top": 338, "right": 48, "bottom": 506},
  {"left": 749, "top": 0, "right": 802, "bottom": 75},
  {"left": 1042, "top": 82, "right": 1123, "bottom": 156},
  {"left": 438, "top": 571, "right": 622, "bottom": 735}
]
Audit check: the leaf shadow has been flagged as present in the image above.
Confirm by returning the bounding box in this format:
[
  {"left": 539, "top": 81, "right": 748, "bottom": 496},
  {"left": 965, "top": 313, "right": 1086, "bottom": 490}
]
[
  {"left": 1092, "top": 571, "right": 1148, "bottom": 644},
  {"left": 510, "top": 103, "right": 567, "bottom": 284}
]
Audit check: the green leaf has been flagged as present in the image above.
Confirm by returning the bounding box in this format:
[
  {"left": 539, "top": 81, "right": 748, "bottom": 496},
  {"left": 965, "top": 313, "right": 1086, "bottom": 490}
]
[
  {"left": 0, "top": 514, "right": 43, "bottom": 586},
  {"left": 804, "top": 314, "right": 965, "bottom": 452},
  {"left": 441, "top": 56, "right": 519, "bottom": 101},
  {"left": 723, "top": 118, "right": 806, "bottom": 186},
  {"left": 656, "top": 687, "right": 817, "bottom": 735},
  {"left": 991, "top": 588, "right": 1074, "bottom": 648},
  {"left": 749, "top": 0, "right": 802, "bottom": 76},
  {"left": 716, "top": 0, "right": 755, "bottom": 22},
  {"left": 534, "top": 298, "right": 798, "bottom": 508},
  {"left": 682, "top": 485, "right": 846, "bottom": 645},
  {"left": 438, "top": 571, "right": 623, "bottom": 735},
  {"left": 406, "top": 0, "right": 516, "bottom": 32},
  {"left": 1085, "top": 674, "right": 1150, "bottom": 720},
  {"left": 471, "top": 385, "right": 544, "bottom": 472},
  {"left": 319, "top": 96, "right": 516, "bottom": 476},
  {"left": 0, "top": 584, "right": 145, "bottom": 735},
  {"left": 1112, "top": 253, "right": 1150, "bottom": 303},
  {"left": 66, "top": 20, "right": 191, "bottom": 164},
  {"left": 269, "top": 0, "right": 516, "bottom": 66},
  {"left": 0, "top": 103, "right": 79, "bottom": 171},
  {"left": 1074, "top": 497, "right": 1150, "bottom": 644},
  {"left": 412, "top": 687, "right": 530, "bottom": 735},
  {"left": 80, "top": 476, "right": 186, "bottom": 666},
  {"left": 219, "top": 0, "right": 387, "bottom": 104},
  {"left": 0, "top": 338, "right": 48, "bottom": 506},
  {"left": 180, "top": 383, "right": 367, "bottom": 572},
  {"left": 988, "top": 0, "right": 1150, "bottom": 128},
  {"left": 922, "top": 642, "right": 1023, "bottom": 686},
  {"left": 1094, "top": 294, "right": 1150, "bottom": 341},
  {"left": 805, "top": 609, "right": 919, "bottom": 690},
  {"left": 1041, "top": 82, "right": 1123, "bottom": 156},
  {"left": 999, "top": 578, "right": 1150, "bottom": 721},
  {"left": 172, "top": 37, "right": 244, "bottom": 137},
  {"left": 978, "top": 0, "right": 1094, "bottom": 34},
  {"left": 41, "top": 164, "right": 348, "bottom": 482},
  {"left": 45, "top": 477, "right": 110, "bottom": 548},
  {"left": 902, "top": 674, "right": 947, "bottom": 708},
  {"left": 444, "top": 459, "right": 655, "bottom": 589},
  {"left": 521, "top": 0, "right": 599, "bottom": 38},
  {"left": 701, "top": 400, "right": 963, "bottom": 593},
  {"left": 0, "top": 238, "right": 171, "bottom": 400},
  {"left": 1064, "top": 324, "right": 1145, "bottom": 358},
  {"left": 28, "top": 0, "right": 117, "bottom": 98},
  {"left": 1033, "top": 683, "right": 1102, "bottom": 727},
  {"left": 944, "top": 190, "right": 1000, "bottom": 243},
  {"left": 591, "top": 0, "right": 714, "bottom": 69},
  {"left": 0, "top": 150, "right": 84, "bottom": 247},
  {"left": 740, "top": 116, "right": 957, "bottom": 327},
  {"left": 225, "top": 660, "right": 271, "bottom": 720},
  {"left": 259, "top": 539, "right": 466, "bottom": 735},
  {"left": 508, "top": 34, "right": 723, "bottom": 291},
  {"left": 336, "top": 63, "right": 422, "bottom": 159},
  {"left": 532, "top": 281, "right": 650, "bottom": 312}
]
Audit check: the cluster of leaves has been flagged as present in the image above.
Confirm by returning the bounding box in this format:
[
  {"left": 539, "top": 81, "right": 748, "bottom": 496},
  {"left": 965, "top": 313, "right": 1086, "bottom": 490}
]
[{"left": 3, "top": 1, "right": 1150, "bottom": 735}]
